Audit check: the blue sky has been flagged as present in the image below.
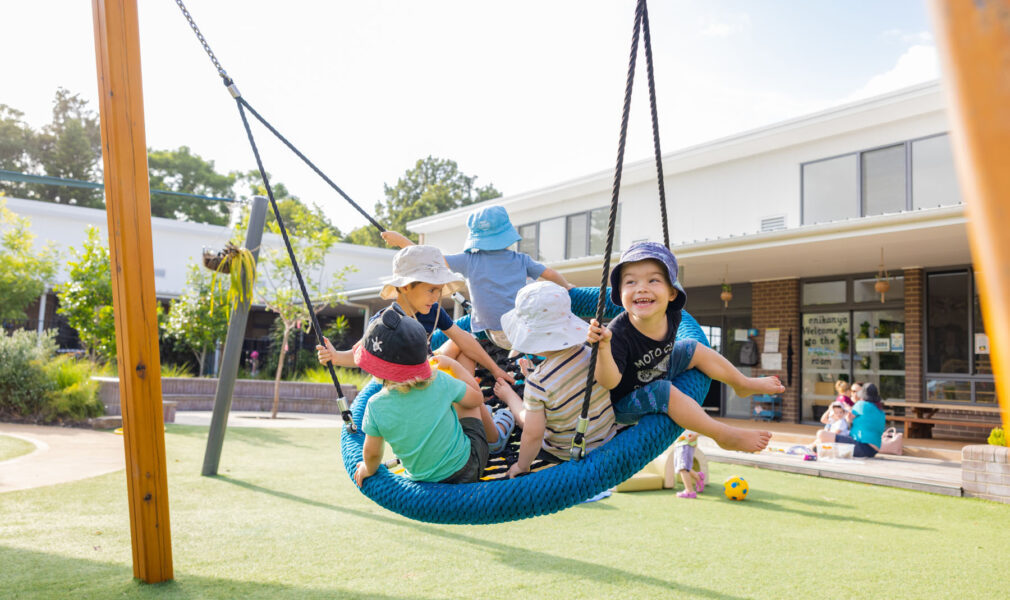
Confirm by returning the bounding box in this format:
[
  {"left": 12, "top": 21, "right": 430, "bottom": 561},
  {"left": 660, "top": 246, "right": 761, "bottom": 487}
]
[{"left": 5, "top": 1, "right": 939, "bottom": 232}]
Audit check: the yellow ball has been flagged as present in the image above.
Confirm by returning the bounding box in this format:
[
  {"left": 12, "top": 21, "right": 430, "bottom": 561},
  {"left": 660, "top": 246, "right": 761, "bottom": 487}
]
[{"left": 723, "top": 476, "right": 749, "bottom": 501}]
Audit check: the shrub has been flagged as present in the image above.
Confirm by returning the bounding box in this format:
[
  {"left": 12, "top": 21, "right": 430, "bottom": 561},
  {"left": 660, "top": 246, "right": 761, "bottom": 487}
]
[
  {"left": 989, "top": 427, "right": 1007, "bottom": 447},
  {"left": 0, "top": 330, "right": 55, "bottom": 419},
  {"left": 161, "top": 362, "right": 195, "bottom": 378},
  {"left": 40, "top": 355, "right": 103, "bottom": 423},
  {"left": 298, "top": 365, "right": 372, "bottom": 389}
]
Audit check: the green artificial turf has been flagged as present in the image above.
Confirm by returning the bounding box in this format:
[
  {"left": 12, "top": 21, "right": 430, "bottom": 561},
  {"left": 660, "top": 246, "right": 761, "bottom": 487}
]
[
  {"left": 0, "top": 433, "right": 35, "bottom": 462},
  {"left": 1, "top": 425, "right": 1007, "bottom": 599}
]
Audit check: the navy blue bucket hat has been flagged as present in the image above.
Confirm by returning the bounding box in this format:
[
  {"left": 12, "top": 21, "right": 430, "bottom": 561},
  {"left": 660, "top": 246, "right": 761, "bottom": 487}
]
[{"left": 609, "top": 241, "right": 687, "bottom": 311}]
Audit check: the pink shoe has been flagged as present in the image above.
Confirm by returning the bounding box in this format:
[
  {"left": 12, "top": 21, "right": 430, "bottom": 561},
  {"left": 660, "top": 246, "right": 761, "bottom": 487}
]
[
  {"left": 695, "top": 472, "right": 706, "bottom": 493},
  {"left": 676, "top": 490, "right": 697, "bottom": 499}
]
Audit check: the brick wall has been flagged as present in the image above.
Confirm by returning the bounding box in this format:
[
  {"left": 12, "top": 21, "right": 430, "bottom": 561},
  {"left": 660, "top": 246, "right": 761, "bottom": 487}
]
[
  {"left": 903, "top": 268, "right": 923, "bottom": 403},
  {"left": 752, "top": 279, "right": 801, "bottom": 422},
  {"left": 962, "top": 445, "right": 1010, "bottom": 504}
]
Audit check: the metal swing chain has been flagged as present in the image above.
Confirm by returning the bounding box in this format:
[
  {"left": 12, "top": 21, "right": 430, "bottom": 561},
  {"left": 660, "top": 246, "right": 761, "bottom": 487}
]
[
  {"left": 572, "top": 0, "right": 667, "bottom": 459},
  {"left": 174, "top": 0, "right": 229, "bottom": 81},
  {"left": 173, "top": 0, "right": 356, "bottom": 431}
]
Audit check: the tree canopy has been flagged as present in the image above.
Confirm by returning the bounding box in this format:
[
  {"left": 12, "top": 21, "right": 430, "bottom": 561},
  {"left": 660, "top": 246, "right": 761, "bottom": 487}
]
[
  {"left": 0, "top": 200, "right": 58, "bottom": 323},
  {"left": 344, "top": 156, "right": 501, "bottom": 247},
  {"left": 56, "top": 227, "right": 117, "bottom": 360},
  {"left": 148, "top": 146, "right": 236, "bottom": 226}
]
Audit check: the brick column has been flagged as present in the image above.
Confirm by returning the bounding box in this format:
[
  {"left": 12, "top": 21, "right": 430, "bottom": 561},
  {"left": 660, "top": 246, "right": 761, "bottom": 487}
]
[
  {"left": 752, "top": 279, "right": 801, "bottom": 422},
  {"left": 903, "top": 268, "right": 924, "bottom": 402}
]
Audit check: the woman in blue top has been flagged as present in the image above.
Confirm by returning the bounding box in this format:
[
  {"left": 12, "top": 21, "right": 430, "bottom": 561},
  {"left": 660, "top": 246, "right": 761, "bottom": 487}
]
[{"left": 815, "top": 383, "right": 886, "bottom": 458}]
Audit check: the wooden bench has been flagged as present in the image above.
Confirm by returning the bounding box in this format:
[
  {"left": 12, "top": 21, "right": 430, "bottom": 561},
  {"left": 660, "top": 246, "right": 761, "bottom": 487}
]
[{"left": 883, "top": 401, "right": 1000, "bottom": 438}]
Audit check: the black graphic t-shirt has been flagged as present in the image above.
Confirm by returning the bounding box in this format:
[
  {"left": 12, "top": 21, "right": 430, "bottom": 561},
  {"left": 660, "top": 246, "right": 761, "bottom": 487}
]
[{"left": 606, "top": 307, "right": 683, "bottom": 401}]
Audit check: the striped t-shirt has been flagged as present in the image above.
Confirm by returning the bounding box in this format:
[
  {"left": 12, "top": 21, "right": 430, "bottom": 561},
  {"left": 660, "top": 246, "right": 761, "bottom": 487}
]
[{"left": 523, "top": 344, "right": 617, "bottom": 461}]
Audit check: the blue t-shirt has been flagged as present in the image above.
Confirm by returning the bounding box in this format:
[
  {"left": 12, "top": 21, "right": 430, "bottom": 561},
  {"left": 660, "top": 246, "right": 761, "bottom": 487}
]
[
  {"left": 849, "top": 400, "right": 886, "bottom": 447},
  {"left": 445, "top": 249, "right": 546, "bottom": 332},
  {"left": 361, "top": 371, "right": 470, "bottom": 482}
]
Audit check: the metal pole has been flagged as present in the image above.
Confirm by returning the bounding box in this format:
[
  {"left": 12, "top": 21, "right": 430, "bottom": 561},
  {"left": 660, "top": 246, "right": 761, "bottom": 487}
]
[{"left": 202, "top": 195, "right": 268, "bottom": 476}]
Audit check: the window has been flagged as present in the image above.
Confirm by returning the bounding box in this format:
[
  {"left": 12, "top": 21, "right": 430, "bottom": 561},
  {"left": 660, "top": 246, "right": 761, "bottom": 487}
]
[
  {"left": 802, "top": 280, "right": 846, "bottom": 305},
  {"left": 861, "top": 144, "right": 906, "bottom": 216},
  {"left": 802, "top": 155, "right": 858, "bottom": 224},
  {"left": 853, "top": 276, "right": 904, "bottom": 303},
  {"left": 516, "top": 205, "right": 620, "bottom": 263},
  {"left": 802, "top": 133, "right": 962, "bottom": 225},
  {"left": 537, "top": 217, "right": 566, "bottom": 262},
  {"left": 566, "top": 213, "right": 588, "bottom": 259},
  {"left": 517, "top": 223, "right": 538, "bottom": 259},
  {"left": 912, "top": 134, "right": 962, "bottom": 209},
  {"left": 926, "top": 272, "right": 969, "bottom": 374}
]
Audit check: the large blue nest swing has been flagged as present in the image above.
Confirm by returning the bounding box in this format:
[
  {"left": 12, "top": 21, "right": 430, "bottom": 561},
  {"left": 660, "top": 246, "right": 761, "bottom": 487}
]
[
  {"left": 341, "top": 291, "right": 710, "bottom": 524},
  {"left": 183, "top": 0, "right": 703, "bottom": 524}
]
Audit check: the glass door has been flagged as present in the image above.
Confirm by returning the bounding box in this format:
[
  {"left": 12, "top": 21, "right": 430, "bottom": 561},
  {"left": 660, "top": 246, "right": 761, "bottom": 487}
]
[
  {"left": 801, "top": 312, "right": 851, "bottom": 422},
  {"left": 852, "top": 309, "right": 905, "bottom": 402}
]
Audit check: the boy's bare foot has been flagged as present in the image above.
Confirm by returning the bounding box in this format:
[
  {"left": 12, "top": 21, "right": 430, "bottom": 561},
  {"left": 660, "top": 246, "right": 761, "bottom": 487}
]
[
  {"left": 715, "top": 427, "right": 771, "bottom": 453},
  {"left": 732, "top": 376, "right": 786, "bottom": 399}
]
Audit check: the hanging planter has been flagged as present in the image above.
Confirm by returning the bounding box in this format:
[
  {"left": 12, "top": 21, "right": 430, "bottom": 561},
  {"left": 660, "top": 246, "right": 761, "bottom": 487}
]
[
  {"left": 720, "top": 283, "right": 733, "bottom": 308},
  {"left": 202, "top": 242, "right": 257, "bottom": 314},
  {"left": 875, "top": 248, "right": 890, "bottom": 303}
]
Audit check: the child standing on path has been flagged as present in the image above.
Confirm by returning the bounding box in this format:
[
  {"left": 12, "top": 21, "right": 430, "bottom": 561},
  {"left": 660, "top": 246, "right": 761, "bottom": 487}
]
[
  {"left": 381, "top": 205, "right": 574, "bottom": 349},
  {"left": 672, "top": 430, "right": 705, "bottom": 499},
  {"left": 351, "top": 309, "right": 490, "bottom": 485},
  {"left": 490, "top": 282, "right": 618, "bottom": 478},
  {"left": 587, "top": 241, "right": 783, "bottom": 453}
]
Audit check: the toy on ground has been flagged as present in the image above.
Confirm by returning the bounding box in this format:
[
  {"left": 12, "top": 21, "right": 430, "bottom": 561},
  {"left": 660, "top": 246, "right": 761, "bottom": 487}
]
[
  {"left": 615, "top": 445, "right": 709, "bottom": 492},
  {"left": 723, "top": 475, "right": 749, "bottom": 501}
]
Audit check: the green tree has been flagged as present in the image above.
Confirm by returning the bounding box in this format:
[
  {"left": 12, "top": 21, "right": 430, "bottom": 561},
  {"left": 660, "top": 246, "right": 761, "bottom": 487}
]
[
  {"left": 56, "top": 227, "right": 116, "bottom": 360},
  {"left": 148, "top": 146, "right": 237, "bottom": 225},
  {"left": 0, "top": 200, "right": 58, "bottom": 323},
  {"left": 32, "top": 89, "right": 104, "bottom": 208},
  {"left": 236, "top": 201, "right": 353, "bottom": 417},
  {"left": 164, "top": 264, "right": 229, "bottom": 376},
  {"left": 344, "top": 156, "right": 500, "bottom": 247},
  {"left": 0, "top": 105, "right": 36, "bottom": 199},
  {"left": 236, "top": 170, "right": 342, "bottom": 238}
]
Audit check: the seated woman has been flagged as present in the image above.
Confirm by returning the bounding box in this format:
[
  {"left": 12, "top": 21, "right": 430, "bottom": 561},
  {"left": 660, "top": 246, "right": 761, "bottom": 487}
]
[{"left": 815, "top": 383, "right": 886, "bottom": 458}]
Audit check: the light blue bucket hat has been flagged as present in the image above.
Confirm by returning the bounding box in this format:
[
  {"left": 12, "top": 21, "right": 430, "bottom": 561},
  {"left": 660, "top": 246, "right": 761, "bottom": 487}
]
[{"left": 464, "top": 206, "right": 521, "bottom": 252}]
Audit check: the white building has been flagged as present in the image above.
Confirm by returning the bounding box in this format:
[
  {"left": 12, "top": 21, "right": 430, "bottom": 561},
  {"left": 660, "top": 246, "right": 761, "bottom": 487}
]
[
  {"left": 400, "top": 81, "right": 995, "bottom": 438},
  {"left": 6, "top": 196, "right": 396, "bottom": 358}
]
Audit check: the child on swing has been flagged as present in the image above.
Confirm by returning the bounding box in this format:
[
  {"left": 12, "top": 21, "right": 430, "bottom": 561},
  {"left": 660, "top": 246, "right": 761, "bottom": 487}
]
[
  {"left": 350, "top": 310, "right": 491, "bottom": 485},
  {"left": 586, "top": 241, "right": 783, "bottom": 453},
  {"left": 381, "top": 205, "right": 574, "bottom": 351},
  {"left": 316, "top": 245, "right": 514, "bottom": 452}
]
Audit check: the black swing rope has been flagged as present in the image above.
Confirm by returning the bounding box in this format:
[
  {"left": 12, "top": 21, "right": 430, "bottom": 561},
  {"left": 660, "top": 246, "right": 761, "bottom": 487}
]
[{"left": 571, "top": 0, "right": 670, "bottom": 459}]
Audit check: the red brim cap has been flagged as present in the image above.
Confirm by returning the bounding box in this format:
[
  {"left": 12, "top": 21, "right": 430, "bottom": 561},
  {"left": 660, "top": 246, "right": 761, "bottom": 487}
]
[{"left": 354, "top": 344, "right": 432, "bottom": 383}]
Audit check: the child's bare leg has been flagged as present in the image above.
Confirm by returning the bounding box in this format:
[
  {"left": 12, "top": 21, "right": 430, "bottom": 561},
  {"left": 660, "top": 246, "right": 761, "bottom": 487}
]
[
  {"left": 679, "top": 469, "right": 696, "bottom": 490},
  {"left": 688, "top": 344, "right": 785, "bottom": 398},
  {"left": 453, "top": 402, "right": 498, "bottom": 444},
  {"left": 666, "top": 384, "right": 770, "bottom": 452},
  {"left": 493, "top": 378, "right": 526, "bottom": 428},
  {"left": 436, "top": 340, "right": 477, "bottom": 375}
]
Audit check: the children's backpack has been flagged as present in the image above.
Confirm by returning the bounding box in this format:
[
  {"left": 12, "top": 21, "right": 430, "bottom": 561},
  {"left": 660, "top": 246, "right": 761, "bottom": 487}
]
[{"left": 739, "top": 339, "right": 759, "bottom": 366}]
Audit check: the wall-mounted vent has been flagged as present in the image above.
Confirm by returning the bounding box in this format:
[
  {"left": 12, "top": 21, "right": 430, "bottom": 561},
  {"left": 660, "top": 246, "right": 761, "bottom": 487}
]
[
  {"left": 760, "top": 215, "right": 786, "bottom": 232},
  {"left": 154, "top": 268, "right": 166, "bottom": 278}
]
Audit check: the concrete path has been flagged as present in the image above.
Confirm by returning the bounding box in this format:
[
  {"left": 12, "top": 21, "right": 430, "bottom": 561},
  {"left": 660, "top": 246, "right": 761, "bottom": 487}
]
[
  {"left": 0, "top": 423, "right": 124, "bottom": 493},
  {"left": 173, "top": 410, "right": 344, "bottom": 428}
]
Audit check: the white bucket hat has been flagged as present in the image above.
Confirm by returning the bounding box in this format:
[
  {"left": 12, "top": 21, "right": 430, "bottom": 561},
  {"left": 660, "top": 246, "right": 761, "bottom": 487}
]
[
  {"left": 501, "top": 281, "right": 588, "bottom": 355},
  {"left": 380, "top": 245, "right": 466, "bottom": 300}
]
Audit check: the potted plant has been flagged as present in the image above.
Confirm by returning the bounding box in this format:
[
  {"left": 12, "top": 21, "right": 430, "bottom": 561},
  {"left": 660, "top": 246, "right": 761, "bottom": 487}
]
[
  {"left": 202, "top": 242, "right": 257, "bottom": 314},
  {"left": 720, "top": 282, "right": 733, "bottom": 308}
]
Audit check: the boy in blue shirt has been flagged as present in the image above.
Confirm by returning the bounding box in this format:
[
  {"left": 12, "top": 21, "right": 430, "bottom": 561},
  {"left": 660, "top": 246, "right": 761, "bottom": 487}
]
[{"left": 381, "top": 205, "right": 573, "bottom": 350}]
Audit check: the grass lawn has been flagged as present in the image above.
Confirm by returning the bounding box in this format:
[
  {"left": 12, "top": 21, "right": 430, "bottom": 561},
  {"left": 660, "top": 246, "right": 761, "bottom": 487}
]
[
  {"left": 0, "top": 433, "right": 35, "bottom": 462},
  {"left": 1, "top": 425, "right": 1006, "bottom": 599}
]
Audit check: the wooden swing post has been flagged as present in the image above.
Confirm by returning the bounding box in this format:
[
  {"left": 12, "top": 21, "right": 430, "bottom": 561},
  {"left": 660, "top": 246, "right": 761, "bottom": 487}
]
[
  {"left": 92, "top": 0, "right": 173, "bottom": 582},
  {"left": 930, "top": 0, "right": 1010, "bottom": 429}
]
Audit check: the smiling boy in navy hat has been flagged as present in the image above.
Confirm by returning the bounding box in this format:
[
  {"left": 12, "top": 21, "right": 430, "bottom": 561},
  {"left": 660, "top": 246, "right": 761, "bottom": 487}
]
[{"left": 586, "top": 241, "right": 783, "bottom": 453}]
